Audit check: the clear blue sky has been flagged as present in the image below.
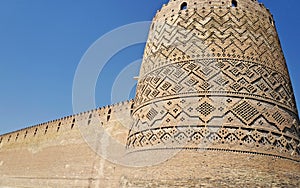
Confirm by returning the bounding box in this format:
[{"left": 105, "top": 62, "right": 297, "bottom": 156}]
[{"left": 0, "top": 0, "right": 299, "bottom": 134}]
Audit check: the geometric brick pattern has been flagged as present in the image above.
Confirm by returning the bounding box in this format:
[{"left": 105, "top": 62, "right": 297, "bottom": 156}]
[
  {"left": 0, "top": 1, "right": 299, "bottom": 187},
  {"left": 127, "top": 97, "right": 300, "bottom": 161},
  {"left": 128, "top": 0, "right": 300, "bottom": 162},
  {"left": 232, "top": 100, "right": 259, "bottom": 124},
  {"left": 135, "top": 59, "right": 296, "bottom": 112},
  {"left": 196, "top": 101, "right": 216, "bottom": 117},
  {"left": 140, "top": 4, "right": 288, "bottom": 79}
]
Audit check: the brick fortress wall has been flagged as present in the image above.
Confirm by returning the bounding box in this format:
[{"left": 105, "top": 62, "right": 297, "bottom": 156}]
[
  {"left": 0, "top": 0, "right": 299, "bottom": 187},
  {"left": 0, "top": 101, "right": 134, "bottom": 187}
]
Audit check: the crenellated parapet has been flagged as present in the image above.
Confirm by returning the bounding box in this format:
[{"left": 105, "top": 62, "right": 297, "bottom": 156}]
[
  {"left": 0, "top": 100, "right": 134, "bottom": 149},
  {"left": 0, "top": 1, "right": 299, "bottom": 187},
  {"left": 154, "top": 0, "right": 273, "bottom": 21}
]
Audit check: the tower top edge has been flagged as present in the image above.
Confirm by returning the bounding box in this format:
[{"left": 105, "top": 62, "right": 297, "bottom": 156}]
[{"left": 154, "top": 0, "right": 272, "bottom": 20}]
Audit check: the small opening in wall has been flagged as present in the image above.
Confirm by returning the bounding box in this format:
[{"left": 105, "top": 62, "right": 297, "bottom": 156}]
[
  {"left": 107, "top": 109, "right": 112, "bottom": 121},
  {"left": 71, "top": 118, "right": 75, "bottom": 129},
  {"left": 34, "top": 128, "right": 38, "bottom": 136},
  {"left": 232, "top": 0, "right": 237, "bottom": 7},
  {"left": 0, "top": 137, "right": 2, "bottom": 144},
  {"left": 57, "top": 122, "right": 61, "bottom": 132},
  {"left": 130, "top": 103, "right": 134, "bottom": 115},
  {"left": 106, "top": 109, "right": 111, "bottom": 121},
  {"left": 24, "top": 131, "right": 28, "bottom": 139},
  {"left": 180, "top": 2, "right": 187, "bottom": 10},
  {"left": 45, "top": 126, "right": 48, "bottom": 134}
]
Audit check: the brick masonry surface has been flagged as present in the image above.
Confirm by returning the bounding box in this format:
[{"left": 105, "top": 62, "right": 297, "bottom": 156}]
[{"left": 0, "top": 0, "right": 299, "bottom": 187}]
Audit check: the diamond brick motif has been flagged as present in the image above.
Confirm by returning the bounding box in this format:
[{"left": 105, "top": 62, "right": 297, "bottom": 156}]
[
  {"left": 160, "top": 82, "right": 172, "bottom": 91},
  {"left": 1, "top": 0, "right": 300, "bottom": 182},
  {"left": 215, "top": 61, "right": 226, "bottom": 69},
  {"left": 169, "top": 105, "right": 181, "bottom": 118},
  {"left": 186, "top": 63, "right": 197, "bottom": 70},
  {"left": 230, "top": 68, "right": 240, "bottom": 76},
  {"left": 185, "top": 76, "right": 198, "bottom": 87},
  {"left": 230, "top": 82, "right": 242, "bottom": 91},
  {"left": 232, "top": 100, "right": 259, "bottom": 123},
  {"left": 126, "top": 0, "right": 300, "bottom": 163},
  {"left": 245, "top": 69, "right": 254, "bottom": 78},
  {"left": 214, "top": 76, "right": 229, "bottom": 86},
  {"left": 196, "top": 102, "right": 216, "bottom": 117},
  {"left": 171, "top": 84, "right": 184, "bottom": 93},
  {"left": 199, "top": 81, "right": 213, "bottom": 90},
  {"left": 272, "top": 111, "right": 285, "bottom": 125},
  {"left": 238, "top": 78, "right": 249, "bottom": 86},
  {"left": 201, "top": 67, "right": 213, "bottom": 76},
  {"left": 173, "top": 68, "right": 185, "bottom": 78}
]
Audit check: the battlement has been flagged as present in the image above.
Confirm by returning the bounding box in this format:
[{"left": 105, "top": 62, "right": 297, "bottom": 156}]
[
  {"left": 154, "top": 0, "right": 273, "bottom": 23},
  {"left": 0, "top": 1, "right": 299, "bottom": 187},
  {"left": 0, "top": 99, "right": 134, "bottom": 149}
]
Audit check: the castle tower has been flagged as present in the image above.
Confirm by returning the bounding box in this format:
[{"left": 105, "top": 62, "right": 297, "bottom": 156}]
[
  {"left": 0, "top": 0, "right": 299, "bottom": 187},
  {"left": 127, "top": 0, "right": 300, "bottom": 163}
]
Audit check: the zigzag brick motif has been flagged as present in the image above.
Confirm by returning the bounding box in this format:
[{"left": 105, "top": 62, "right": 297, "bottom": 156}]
[
  {"left": 0, "top": 0, "right": 299, "bottom": 186},
  {"left": 127, "top": 0, "right": 300, "bottom": 162},
  {"left": 135, "top": 59, "right": 296, "bottom": 111},
  {"left": 140, "top": 4, "right": 287, "bottom": 77},
  {"left": 127, "top": 96, "right": 300, "bottom": 160}
]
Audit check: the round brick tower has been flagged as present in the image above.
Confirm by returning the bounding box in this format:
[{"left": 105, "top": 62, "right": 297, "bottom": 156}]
[{"left": 124, "top": 0, "right": 300, "bottom": 186}]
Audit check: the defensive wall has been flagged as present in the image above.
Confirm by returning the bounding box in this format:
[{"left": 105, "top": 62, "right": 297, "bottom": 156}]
[
  {"left": 0, "top": 0, "right": 299, "bottom": 187},
  {"left": 0, "top": 100, "right": 134, "bottom": 187}
]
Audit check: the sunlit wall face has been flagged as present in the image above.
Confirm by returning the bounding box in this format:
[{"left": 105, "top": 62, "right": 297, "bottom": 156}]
[{"left": 128, "top": 0, "right": 300, "bottom": 162}]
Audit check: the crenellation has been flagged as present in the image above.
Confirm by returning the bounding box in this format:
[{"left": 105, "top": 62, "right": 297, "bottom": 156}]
[
  {"left": 0, "top": 99, "right": 136, "bottom": 149},
  {"left": 0, "top": 102, "right": 122, "bottom": 145},
  {"left": 153, "top": 0, "right": 273, "bottom": 22},
  {"left": 0, "top": 1, "right": 299, "bottom": 187}
]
